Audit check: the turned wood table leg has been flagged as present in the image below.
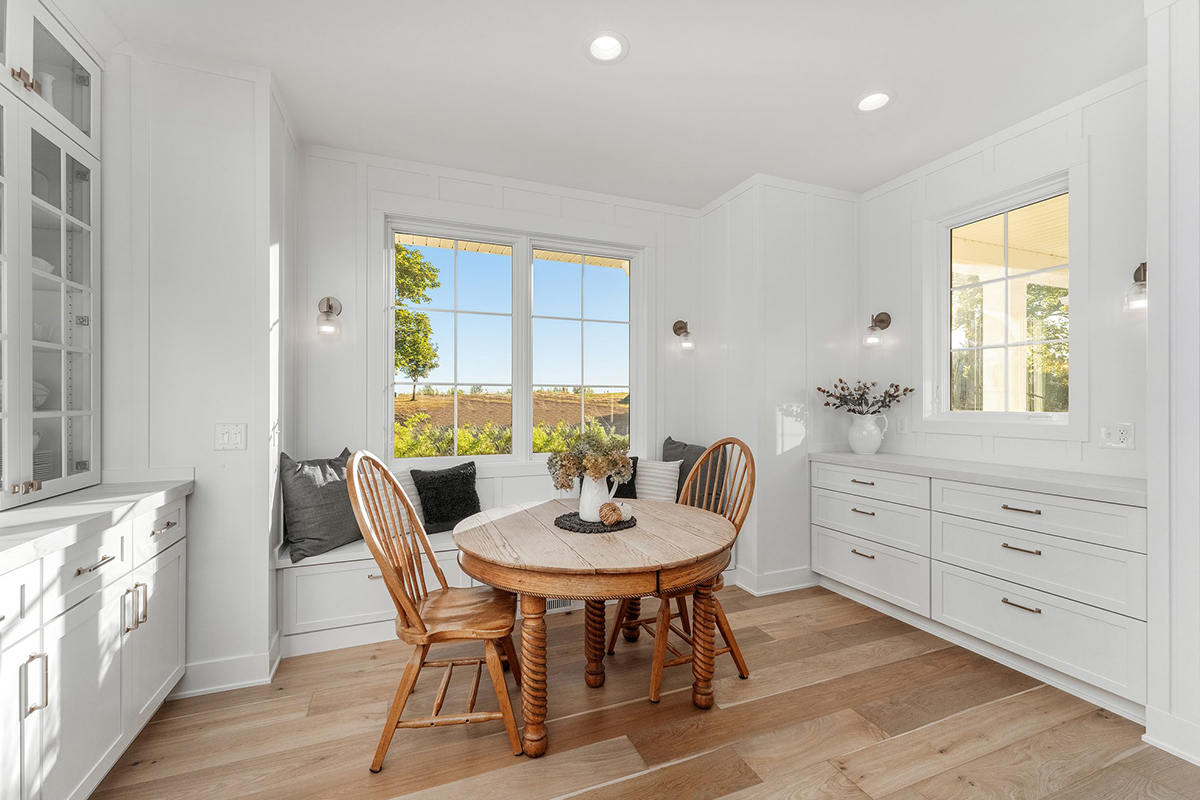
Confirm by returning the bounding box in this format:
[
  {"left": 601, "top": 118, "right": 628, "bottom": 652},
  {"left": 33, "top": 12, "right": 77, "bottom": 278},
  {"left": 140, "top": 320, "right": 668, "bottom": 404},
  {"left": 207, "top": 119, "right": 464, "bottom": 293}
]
[
  {"left": 520, "top": 595, "right": 549, "bottom": 757},
  {"left": 691, "top": 578, "right": 717, "bottom": 710},
  {"left": 622, "top": 596, "right": 642, "bottom": 641},
  {"left": 584, "top": 600, "right": 607, "bottom": 688}
]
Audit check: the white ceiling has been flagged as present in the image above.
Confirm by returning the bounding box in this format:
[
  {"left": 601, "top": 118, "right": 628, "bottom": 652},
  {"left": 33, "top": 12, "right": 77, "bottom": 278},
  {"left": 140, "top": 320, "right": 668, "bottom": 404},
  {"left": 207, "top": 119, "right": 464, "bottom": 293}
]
[{"left": 95, "top": 0, "right": 1147, "bottom": 208}]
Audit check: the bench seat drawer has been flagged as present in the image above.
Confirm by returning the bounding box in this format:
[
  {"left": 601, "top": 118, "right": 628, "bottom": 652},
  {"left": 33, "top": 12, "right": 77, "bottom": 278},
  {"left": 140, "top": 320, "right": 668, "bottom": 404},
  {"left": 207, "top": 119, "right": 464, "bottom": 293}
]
[
  {"left": 812, "top": 487, "right": 931, "bottom": 556},
  {"left": 811, "top": 463, "right": 930, "bottom": 508},
  {"left": 931, "top": 480, "right": 1146, "bottom": 553},
  {"left": 932, "top": 513, "right": 1146, "bottom": 620},
  {"left": 932, "top": 561, "right": 1146, "bottom": 702},
  {"left": 812, "top": 526, "right": 930, "bottom": 617}
]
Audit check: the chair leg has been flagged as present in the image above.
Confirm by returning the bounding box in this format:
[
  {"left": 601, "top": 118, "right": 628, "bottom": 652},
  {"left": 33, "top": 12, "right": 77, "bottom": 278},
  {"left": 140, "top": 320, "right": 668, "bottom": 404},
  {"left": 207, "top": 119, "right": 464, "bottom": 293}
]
[
  {"left": 371, "top": 643, "right": 428, "bottom": 773},
  {"left": 484, "top": 640, "right": 523, "bottom": 756},
  {"left": 501, "top": 634, "right": 522, "bottom": 686},
  {"left": 607, "top": 598, "right": 630, "bottom": 654},
  {"left": 648, "top": 597, "right": 672, "bottom": 703},
  {"left": 714, "top": 599, "right": 749, "bottom": 679},
  {"left": 675, "top": 595, "right": 691, "bottom": 635}
]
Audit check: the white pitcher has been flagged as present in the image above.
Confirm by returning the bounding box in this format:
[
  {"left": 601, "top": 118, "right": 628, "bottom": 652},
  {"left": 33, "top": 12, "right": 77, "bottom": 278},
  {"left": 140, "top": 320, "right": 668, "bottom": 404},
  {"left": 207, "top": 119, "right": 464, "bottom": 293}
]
[
  {"left": 848, "top": 414, "right": 888, "bottom": 455},
  {"left": 579, "top": 476, "right": 619, "bottom": 522}
]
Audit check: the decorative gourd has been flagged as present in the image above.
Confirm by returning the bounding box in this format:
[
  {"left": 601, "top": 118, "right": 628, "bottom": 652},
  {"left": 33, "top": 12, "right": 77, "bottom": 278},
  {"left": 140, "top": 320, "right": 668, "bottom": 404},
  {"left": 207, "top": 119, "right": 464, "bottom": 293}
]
[{"left": 598, "top": 502, "right": 623, "bottom": 526}]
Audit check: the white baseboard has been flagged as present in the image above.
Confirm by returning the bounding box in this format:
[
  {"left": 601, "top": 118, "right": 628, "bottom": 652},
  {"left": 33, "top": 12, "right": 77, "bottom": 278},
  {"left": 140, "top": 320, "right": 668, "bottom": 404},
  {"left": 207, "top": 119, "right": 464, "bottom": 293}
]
[
  {"left": 817, "top": 575, "right": 1146, "bottom": 724},
  {"left": 732, "top": 566, "right": 817, "bottom": 597},
  {"left": 1144, "top": 707, "right": 1200, "bottom": 766},
  {"left": 169, "top": 651, "right": 275, "bottom": 699}
]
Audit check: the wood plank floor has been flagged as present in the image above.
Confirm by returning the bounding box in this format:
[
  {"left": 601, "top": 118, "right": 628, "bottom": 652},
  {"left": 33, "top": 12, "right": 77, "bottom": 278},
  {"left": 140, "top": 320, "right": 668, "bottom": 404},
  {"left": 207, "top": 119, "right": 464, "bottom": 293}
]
[{"left": 95, "top": 586, "right": 1200, "bottom": 800}]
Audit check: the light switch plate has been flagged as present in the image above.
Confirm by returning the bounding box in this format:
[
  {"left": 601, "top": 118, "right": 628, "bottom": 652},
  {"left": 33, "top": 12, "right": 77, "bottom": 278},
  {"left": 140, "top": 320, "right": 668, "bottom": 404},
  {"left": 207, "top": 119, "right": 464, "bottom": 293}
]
[{"left": 215, "top": 423, "right": 248, "bottom": 451}]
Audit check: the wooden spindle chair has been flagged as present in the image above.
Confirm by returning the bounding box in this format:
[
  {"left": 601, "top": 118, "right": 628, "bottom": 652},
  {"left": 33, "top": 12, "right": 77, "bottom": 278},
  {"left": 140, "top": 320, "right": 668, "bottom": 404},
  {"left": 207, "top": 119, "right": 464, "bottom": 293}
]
[
  {"left": 346, "top": 451, "right": 523, "bottom": 771},
  {"left": 606, "top": 437, "right": 756, "bottom": 701}
]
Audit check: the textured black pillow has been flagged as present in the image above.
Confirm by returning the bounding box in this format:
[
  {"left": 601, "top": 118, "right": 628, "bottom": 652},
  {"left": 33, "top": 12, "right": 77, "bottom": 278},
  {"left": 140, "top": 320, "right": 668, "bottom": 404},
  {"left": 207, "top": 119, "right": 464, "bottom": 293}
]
[
  {"left": 410, "top": 461, "right": 482, "bottom": 533},
  {"left": 607, "top": 456, "right": 638, "bottom": 499},
  {"left": 281, "top": 448, "right": 360, "bottom": 563},
  {"left": 662, "top": 437, "right": 708, "bottom": 501}
]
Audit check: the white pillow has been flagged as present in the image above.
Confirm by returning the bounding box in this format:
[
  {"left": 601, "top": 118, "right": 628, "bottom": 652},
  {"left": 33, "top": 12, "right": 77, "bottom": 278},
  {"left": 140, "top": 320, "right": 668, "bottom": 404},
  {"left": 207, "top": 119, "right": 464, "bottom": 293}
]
[
  {"left": 635, "top": 459, "right": 683, "bottom": 503},
  {"left": 395, "top": 469, "right": 427, "bottom": 527}
]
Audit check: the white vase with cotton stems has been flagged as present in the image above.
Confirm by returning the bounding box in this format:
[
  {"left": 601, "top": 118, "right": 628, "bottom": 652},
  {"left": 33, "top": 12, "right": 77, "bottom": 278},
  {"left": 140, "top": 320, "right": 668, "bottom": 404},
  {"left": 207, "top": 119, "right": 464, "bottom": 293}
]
[{"left": 816, "top": 379, "right": 915, "bottom": 455}]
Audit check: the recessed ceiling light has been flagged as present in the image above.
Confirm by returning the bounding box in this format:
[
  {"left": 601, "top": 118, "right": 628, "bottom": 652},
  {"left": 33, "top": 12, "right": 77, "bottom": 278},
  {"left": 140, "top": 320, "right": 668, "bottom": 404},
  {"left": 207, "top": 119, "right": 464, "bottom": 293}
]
[
  {"left": 855, "top": 91, "right": 893, "bottom": 113},
  {"left": 584, "top": 31, "right": 629, "bottom": 64}
]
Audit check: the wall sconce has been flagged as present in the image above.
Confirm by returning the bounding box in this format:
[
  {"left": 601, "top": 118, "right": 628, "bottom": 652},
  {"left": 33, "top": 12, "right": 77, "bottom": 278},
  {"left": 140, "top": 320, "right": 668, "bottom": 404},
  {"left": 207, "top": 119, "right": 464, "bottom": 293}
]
[
  {"left": 1123, "top": 262, "right": 1147, "bottom": 313},
  {"left": 673, "top": 319, "right": 694, "bottom": 350},
  {"left": 863, "top": 312, "right": 891, "bottom": 347},
  {"left": 316, "top": 297, "right": 343, "bottom": 336}
]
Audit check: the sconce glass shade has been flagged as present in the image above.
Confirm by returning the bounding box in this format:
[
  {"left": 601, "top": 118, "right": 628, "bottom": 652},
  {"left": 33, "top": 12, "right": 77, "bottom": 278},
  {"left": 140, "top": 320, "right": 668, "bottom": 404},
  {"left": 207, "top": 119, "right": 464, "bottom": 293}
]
[
  {"left": 863, "top": 326, "right": 883, "bottom": 347},
  {"left": 316, "top": 296, "right": 343, "bottom": 336},
  {"left": 1123, "top": 281, "right": 1147, "bottom": 313},
  {"left": 680, "top": 331, "right": 694, "bottom": 350}
]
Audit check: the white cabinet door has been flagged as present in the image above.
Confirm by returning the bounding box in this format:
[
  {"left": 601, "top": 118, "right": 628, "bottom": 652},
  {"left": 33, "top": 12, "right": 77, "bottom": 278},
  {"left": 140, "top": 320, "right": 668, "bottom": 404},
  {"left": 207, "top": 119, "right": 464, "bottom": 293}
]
[
  {"left": 0, "top": 76, "right": 20, "bottom": 501},
  {"left": 127, "top": 541, "right": 186, "bottom": 731},
  {"left": 1, "top": 629, "right": 43, "bottom": 800},
  {"left": 40, "top": 581, "right": 127, "bottom": 800}
]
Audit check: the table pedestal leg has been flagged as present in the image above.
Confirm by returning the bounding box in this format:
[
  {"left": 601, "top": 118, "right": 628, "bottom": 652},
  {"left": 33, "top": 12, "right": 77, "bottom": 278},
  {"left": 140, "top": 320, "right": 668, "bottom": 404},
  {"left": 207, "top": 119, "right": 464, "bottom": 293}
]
[
  {"left": 622, "top": 596, "right": 642, "bottom": 641},
  {"left": 584, "top": 600, "right": 607, "bottom": 688},
  {"left": 520, "top": 595, "right": 548, "bottom": 757},
  {"left": 691, "top": 579, "right": 717, "bottom": 710}
]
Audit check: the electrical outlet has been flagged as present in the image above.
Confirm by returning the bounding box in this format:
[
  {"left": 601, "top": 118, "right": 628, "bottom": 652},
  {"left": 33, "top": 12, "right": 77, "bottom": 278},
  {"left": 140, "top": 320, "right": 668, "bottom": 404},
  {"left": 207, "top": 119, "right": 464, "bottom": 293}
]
[
  {"left": 1098, "top": 422, "right": 1135, "bottom": 450},
  {"left": 896, "top": 416, "right": 909, "bottom": 435},
  {"left": 215, "top": 423, "right": 248, "bottom": 451}
]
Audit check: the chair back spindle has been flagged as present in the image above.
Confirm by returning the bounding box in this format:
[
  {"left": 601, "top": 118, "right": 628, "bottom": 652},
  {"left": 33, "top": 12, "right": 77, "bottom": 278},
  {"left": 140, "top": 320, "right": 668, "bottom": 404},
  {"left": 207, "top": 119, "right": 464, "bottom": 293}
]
[
  {"left": 347, "top": 451, "right": 449, "bottom": 633},
  {"left": 678, "top": 437, "right": 756, "bottom": 535}
]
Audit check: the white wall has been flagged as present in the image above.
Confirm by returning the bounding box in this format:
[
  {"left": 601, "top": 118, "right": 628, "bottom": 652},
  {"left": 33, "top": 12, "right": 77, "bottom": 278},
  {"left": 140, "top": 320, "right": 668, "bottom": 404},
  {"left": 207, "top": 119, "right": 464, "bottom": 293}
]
[
  {"left": 695, "top": 177, "right": 859, "bottom": 594},
  {"left": 1145, "top": 0, "right": 1200, "bottom": 765},
  {"left": 859, "top": 71, "right": 1149, "bottom": 477},
  {"left": 102, "top": 43, "right": 295, "bottom": 696},
  {"left": 290, "top": 147, "right": 701, "bottom": 511}
]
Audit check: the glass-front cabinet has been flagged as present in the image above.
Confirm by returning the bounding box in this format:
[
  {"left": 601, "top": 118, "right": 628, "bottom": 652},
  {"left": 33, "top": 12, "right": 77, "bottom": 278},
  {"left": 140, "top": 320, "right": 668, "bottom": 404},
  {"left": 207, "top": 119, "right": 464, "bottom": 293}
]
[
  {"left": 3, "top": 104, "right": 98, "bottom": 508},
  {"left": 2, "top": 0, "right": 100, "bottom": 157}
]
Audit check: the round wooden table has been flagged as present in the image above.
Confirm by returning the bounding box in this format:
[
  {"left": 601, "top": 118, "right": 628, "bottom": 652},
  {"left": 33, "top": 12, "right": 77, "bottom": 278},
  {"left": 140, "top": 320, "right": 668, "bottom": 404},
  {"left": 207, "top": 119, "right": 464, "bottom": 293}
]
[{"left": 453, "top": 498, "right": 737, "bottom": 757}]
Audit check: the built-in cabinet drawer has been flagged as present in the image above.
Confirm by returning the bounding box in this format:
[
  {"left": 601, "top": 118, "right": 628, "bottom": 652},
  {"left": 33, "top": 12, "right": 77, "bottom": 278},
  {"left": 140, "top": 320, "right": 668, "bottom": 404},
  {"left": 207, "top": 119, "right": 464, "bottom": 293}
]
[
  {"left": 932, "top": 561, "right": 1147, "bottom": 702},
  {"left": 931, "top": 480, "right": 1147, "bottom": 553},
  {"left": 811, "top": 463, "right": 930, "bottom": 508},
  {"left": 932, "top": 513, "right": 1147, "bottom": 620},
  {"left": 0, "top": 559, "right": 41, "bottom": 648},
  {"left": 133, "top": 498, "right": 187, "bottom": 567},
  {"left": 43, "top": 521, "right": 133, "bottom": 620},
  {"left": 811, "top": 487, "right": 931, "bottom": 555},
  {"left": 812, "top": 526, "right": 930, "bottom": 616}
]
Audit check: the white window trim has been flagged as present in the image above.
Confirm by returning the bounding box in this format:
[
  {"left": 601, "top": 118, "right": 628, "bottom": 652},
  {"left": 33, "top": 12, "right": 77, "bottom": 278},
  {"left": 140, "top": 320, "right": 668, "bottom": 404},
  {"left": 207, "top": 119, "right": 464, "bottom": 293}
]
[
  {"left": 912, "top": 142, "right": 1090, "bottom": 441},
  {"left": 374, "top": 214, "right": 651, "bottom": 473}
]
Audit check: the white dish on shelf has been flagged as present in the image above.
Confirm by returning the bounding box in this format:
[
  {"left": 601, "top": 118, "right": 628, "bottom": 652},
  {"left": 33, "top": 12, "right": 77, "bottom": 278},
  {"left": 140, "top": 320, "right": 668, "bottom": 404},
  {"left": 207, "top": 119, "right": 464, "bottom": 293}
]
[
  {"left": 31, "top": 431, "right": 41, "bottom": 452},
  {"left": 32, "top": 256, "right": 59, "bottom": 276},
  {"left": 32, "top": 380, "right": 50, "bottom": 409}
]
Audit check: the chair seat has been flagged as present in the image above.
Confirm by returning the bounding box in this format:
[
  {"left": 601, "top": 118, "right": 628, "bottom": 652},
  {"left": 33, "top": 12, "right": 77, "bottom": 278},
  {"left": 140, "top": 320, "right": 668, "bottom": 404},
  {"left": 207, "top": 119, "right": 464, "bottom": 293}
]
[{"left": 397, "top": 585, "right": 517, "bottom": 644}]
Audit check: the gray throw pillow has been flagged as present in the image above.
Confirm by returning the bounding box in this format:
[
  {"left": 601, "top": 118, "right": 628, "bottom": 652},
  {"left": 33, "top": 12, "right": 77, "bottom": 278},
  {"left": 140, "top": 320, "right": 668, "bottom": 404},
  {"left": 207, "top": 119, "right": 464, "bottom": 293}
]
[
  {"left": 662, "top": 436, "right": 724, "bottom": 506},
  {"left": 281, "top": 448, "right": 361, "bottom": 563}
]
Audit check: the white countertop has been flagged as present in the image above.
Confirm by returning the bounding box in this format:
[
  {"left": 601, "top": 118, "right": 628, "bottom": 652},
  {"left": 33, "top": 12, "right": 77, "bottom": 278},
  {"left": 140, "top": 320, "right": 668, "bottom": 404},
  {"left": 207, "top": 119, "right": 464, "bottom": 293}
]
[
  {"left": 0, "top": 480, "right": 195, "bottom": 574},
  {"left": 810, "top": 451, "right": 1147, "bottom": 507}
]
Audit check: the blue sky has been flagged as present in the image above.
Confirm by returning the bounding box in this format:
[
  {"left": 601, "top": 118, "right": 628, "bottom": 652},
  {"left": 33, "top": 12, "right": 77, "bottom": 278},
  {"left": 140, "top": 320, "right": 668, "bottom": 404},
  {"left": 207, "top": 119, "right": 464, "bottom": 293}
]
[{"left": 397, "top": 242, "right": 629, "bottom": 390}]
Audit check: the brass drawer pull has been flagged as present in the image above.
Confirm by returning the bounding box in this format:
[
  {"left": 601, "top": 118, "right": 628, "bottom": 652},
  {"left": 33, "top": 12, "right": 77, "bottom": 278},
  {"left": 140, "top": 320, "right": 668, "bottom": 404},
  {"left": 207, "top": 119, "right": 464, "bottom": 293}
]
[
  {"left": 136, "top": 582, "right": 149, "bottom": 625},
  {"left": 850, "top": 549, "right": 875, "bottom": 560},
  {"left": 151, "top": 520, "right": 178, "bottom": 536},
  {"left": 850, "top": 507, "right": 876, "bottom": 517},
  {"left": 26, "top": 653, "right": 49, "bottom": 715},
  {"left": 1001, "top": 503, "right": 1042, "bottom": 516},
  {"left": 850, "top": 479, "right": 875, "bottom": 486},
  {"left": 1002, "top": 543, "right": 1042, "bottom": 556},
  {"left": 367, "top": 573, "right": 384, "bottom": 580},
  {"left": 124, "top": 587, "right": 140, "bottom": 633},
  {"left": 75, "top": 554, "right": 115, "bottom": 577},
  {"left": 1001, "top": 597, "right": 1042, "bottom": 614}
]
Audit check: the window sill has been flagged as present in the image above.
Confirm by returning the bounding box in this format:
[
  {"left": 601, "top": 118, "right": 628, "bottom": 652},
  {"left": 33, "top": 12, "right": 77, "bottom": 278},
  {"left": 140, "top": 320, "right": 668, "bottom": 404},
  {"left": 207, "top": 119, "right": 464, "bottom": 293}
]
[{"left": 914, "top": 412, "right": 1085, "bottom": 442}]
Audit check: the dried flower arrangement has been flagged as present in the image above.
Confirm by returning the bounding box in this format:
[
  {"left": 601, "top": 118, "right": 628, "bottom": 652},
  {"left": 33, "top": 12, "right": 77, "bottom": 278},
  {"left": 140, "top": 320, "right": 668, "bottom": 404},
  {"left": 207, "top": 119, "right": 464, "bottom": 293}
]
[
  {"left": 546, "top": 429, "right": 634, "bottom": 492},
  {"left": 817, "top": 379, "right": 915, "bottom": 416}
]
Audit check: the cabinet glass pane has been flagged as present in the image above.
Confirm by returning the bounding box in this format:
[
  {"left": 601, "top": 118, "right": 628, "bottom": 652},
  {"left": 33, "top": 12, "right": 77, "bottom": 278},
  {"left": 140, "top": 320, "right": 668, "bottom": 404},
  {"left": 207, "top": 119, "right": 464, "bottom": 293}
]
[
  {"left": 32, "top": 274, "right": 60, "bottom": 343},
  {"left": 65, "top": 351, "right": 89, "bottom": 411},
  {"left": 32, "top": 346, "right": 60, "bottom": 411},
  {"left": 65, "top": 154, "right": 87, "bottom": 223},
  {"left": 64, "top": 219, "right": 87, "bottom": 285},
  {"left": 66, "top": 415, "right": 90, "bottom": 475},
  {"left": 30, "top": 130, "right": 59, "bottom": 209},
  {"left": 33, "top": 19, "right": 91, "bottom": 137},
  {"left": 31, "top": 201, "right": 60, "bottom": 276},
  {"left": 32, "top": 416, "right": 60, "bottom": 482},
  {"left": 64, "top": 288, "right": 89, "bottom": 347}
]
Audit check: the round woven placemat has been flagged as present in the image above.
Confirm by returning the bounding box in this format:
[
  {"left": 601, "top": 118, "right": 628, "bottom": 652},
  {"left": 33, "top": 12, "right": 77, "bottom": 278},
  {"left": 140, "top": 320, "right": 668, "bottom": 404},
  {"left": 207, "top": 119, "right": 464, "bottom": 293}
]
[{"left": 554, "top": 512, "right": 637, "bottom": 534}]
